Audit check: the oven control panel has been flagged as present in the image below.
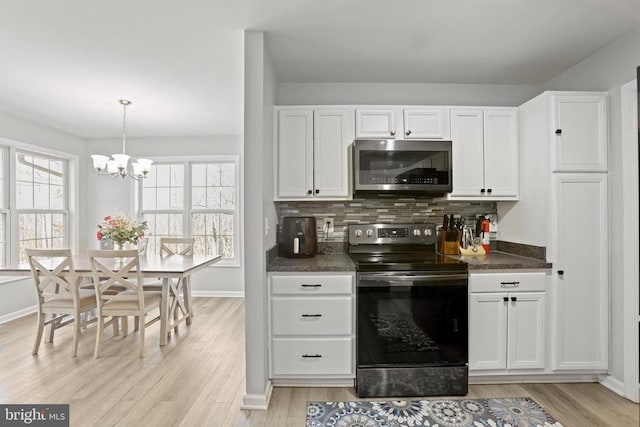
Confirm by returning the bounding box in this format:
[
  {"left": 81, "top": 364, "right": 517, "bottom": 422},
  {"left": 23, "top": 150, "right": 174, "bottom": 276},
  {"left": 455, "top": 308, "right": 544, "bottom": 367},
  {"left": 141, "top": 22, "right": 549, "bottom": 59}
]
[{"left": 349, "top": 223, "right": 437, "bottom": 245}]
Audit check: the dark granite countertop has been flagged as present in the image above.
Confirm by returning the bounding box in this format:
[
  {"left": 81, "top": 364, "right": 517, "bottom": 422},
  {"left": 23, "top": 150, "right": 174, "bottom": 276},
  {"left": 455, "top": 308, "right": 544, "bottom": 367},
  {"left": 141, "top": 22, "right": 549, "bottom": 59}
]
[
  {"left": 447, "top": 251, "right": 552, "bottom": 270},
  {"left": 267, "top": 253, "right": 356, "bottom": 272},
  {"left": 266, "top": 250, "right": 550, "bottom": 272}
]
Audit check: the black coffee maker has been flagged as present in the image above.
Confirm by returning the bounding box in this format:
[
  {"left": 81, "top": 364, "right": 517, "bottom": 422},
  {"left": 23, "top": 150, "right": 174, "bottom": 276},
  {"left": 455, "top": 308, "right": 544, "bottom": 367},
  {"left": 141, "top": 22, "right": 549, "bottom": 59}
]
[{"left": 278, "top": 217, "right": 317, "bottom": 258}]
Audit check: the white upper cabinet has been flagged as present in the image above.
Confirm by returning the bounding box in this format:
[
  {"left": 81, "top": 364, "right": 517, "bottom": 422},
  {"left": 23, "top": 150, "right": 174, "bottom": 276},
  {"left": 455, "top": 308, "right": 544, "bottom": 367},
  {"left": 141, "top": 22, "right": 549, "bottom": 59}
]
[
  {"left": 483, "top": 109, "right": 519, "bottom": 197},
  {"left": 403, "top": 108, "right": 448, "bottom": 139},
  {"left": 449, "top": 108, "right": 518, "bottom": 200},
  {"left": 276, "top": 109, "right": 313, "bottom": 199},
  {"left": 450, "top": 109, "right": 485, "bottom": 196},
  {"left": 552, "top": 94, "right": 608, "bottom": 172},
  {"left": 275, "top": 107, "right": 354, "bottom": 200},
  {"left": 355, "top": 107, "right": 449, "bottom": 139},
  {"left": 355, "top": 108, "right": 397, "bottom": 138},
  {"left": 313, "top": 109, "right": 354, "bottom": 198}
]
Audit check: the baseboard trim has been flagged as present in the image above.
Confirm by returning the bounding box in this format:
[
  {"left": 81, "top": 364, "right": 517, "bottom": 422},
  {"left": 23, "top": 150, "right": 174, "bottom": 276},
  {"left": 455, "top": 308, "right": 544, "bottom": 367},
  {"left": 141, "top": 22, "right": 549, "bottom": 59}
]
[
  {"left": 470, "top": 373, "right": 601, "bottom": 384},
  {"left": 0, "top": 305, "right": 37, "bottom": 325},
  {"left": 241, "top": 381, "right": 273, "bottom": 410},
  {"left": 599, "top": 375, "right": 626, "bottom": 398},
  {"left": 192, "top": 290, "right": 245, "bottom": 298}
]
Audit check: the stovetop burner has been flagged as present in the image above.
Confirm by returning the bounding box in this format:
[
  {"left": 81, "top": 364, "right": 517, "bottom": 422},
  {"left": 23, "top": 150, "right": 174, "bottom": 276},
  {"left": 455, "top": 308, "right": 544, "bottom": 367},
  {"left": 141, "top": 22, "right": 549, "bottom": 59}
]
[
  {"left": 348, "top": 223, "right": 468, "bottom": 272},
  {"left": 349, "top": 252, "right": 467, "bottom": 272}
]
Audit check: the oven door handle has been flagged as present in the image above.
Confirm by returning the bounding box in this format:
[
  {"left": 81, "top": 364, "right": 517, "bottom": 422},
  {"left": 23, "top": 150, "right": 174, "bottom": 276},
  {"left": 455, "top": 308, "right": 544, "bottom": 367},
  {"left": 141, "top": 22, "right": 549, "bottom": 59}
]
[{"left": 357, "top": 273, "right": 468, "bottom": 287}]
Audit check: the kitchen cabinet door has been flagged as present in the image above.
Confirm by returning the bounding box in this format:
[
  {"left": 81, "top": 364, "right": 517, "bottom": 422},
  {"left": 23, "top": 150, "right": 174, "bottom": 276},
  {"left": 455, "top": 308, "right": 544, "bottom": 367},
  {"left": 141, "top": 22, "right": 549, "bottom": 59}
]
[
  {"left": 355, "top": 108, "right": 397, "bottom": 138},
  {"left": 276, "top": 110, "right": 314, "bottom": 198},
  {"left": 552, "top": 173, "right": 608, "bottom": 371},
  {"left": 507, "top": 292, "right": 545, "bottom": 370},
  {"left": 552, "top": 95, "right": 608, "bottom": 172},
  {"left": 469, "top": 292, "right": 507, "bottom": 370},
  {"left": 313, "top": 109, "right": 354, "bottom": 198},
  {"left": 483, "top": 109, "right": 518, "bottom": 197},
  {"left": 450, "top": 109, "right": 484, "bottom": 197},
  {"left": 403, "top": 108, "right": 448, "bottom": 139}
]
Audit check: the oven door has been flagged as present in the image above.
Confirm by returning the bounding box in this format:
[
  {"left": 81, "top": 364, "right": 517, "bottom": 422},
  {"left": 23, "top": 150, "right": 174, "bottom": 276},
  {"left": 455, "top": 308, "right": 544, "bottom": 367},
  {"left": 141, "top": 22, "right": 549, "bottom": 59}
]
[{"left": 357, "top": 271, "right": 468, "bottom": 369}]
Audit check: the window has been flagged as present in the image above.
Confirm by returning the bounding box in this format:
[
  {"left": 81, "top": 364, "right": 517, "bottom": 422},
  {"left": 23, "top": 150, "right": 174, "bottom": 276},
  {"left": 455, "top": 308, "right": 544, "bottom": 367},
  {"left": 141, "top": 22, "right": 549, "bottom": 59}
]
[
  {"left": 138, "top": 157, "right": 239, "bottom": 266},
  {"left": 15, "top": 151, "right": 68, "bottom": 263}
]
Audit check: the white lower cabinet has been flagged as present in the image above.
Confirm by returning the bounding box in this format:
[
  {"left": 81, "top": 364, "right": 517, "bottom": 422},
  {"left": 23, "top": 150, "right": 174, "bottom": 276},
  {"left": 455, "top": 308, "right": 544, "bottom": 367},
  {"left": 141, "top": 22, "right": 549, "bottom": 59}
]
[
  {"left": 268, "top": 273, "right": 355, "bottom": 384},
  {"left": 469, "top": 272, "right": 546, "bottom": 373}
]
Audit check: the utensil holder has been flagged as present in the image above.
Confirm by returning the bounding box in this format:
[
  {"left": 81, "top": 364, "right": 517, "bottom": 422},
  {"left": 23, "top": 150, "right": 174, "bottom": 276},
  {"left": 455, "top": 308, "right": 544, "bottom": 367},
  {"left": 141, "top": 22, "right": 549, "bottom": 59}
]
[{"left": 437, "top": 230, "right": 461, "bottom": 255}]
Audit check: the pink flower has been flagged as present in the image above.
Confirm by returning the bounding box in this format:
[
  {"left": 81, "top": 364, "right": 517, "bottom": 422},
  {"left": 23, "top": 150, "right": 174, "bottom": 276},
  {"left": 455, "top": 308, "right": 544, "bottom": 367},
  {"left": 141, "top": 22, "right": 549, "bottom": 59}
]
[
  {"left": 96, "top": 230, "right": 103, "bottom": 240},
  {"left": 104, "top": 215, "right": 112, "bottom": 221}
]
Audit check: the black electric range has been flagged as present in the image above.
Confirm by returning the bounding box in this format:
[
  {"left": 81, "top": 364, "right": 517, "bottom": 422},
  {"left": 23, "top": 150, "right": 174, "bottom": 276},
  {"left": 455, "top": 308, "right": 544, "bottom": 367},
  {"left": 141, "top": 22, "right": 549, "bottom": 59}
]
[{"left": 349, "top": 223, "right": 469, "bottom": 398}]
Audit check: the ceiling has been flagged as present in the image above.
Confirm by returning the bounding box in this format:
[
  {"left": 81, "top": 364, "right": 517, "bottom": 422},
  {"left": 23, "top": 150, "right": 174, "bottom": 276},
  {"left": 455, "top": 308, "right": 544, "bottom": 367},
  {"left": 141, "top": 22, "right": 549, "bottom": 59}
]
[{"left": 0, "top": 0, "right": 637, "bottom": 138}]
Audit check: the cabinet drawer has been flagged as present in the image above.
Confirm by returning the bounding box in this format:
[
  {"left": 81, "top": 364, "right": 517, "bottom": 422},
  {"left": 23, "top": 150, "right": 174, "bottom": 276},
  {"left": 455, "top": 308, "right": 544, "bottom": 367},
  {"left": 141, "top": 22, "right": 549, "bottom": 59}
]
[
  {"left": 271, "top": 338, "right": 353, "bottom": 376},
  {"left": 470, "top": 272, "right": 546, "bottom": 292},
  {"left": 272, "top": 297, "right": 352, "bottom": 335},
  {"left": 271, "top": 275, "right": 352, "bottom": 295}
]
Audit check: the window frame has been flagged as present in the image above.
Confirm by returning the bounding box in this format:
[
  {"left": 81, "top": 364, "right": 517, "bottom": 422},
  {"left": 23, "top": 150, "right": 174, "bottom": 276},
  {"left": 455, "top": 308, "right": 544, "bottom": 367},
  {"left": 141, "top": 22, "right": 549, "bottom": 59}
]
[
  {"left": 0, "top": 137, "right": 78, "bottom": 270},
  {"left": 136, "top": 155, "right": 241, "bottom": 268}
]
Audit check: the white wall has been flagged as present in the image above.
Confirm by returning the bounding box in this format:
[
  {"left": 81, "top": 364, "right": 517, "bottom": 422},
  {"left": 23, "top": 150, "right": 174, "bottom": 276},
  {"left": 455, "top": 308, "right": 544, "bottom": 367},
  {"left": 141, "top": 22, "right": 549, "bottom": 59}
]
[
  {"left": 85, "top": 135, "right": 244, "bottom": 295},
  {"left": 0, "top": 110, "right": 87, "bottom": 320},
  {"left": 278, "top": 82, "right": 542, "bottom": 106},
  {"left": 541, "top": 29, "right": 640, "bottom": 387},
  {"left": 242, "top": 30, "right": 277, "bottom": 409}
]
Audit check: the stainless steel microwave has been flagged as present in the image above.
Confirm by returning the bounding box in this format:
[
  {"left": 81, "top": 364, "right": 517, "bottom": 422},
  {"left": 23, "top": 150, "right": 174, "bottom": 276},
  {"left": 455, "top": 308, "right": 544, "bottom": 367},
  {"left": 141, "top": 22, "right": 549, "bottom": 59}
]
[{"left": 353, "top": 139, "right": 452, "bottom": 197}]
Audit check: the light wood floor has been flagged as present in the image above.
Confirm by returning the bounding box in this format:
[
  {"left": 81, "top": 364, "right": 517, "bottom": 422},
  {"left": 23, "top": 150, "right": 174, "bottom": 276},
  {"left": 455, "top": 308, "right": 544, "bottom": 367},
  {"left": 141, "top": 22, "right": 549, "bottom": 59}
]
[{"left": 0, "top": 297, "right": 637, "bottom": 426}]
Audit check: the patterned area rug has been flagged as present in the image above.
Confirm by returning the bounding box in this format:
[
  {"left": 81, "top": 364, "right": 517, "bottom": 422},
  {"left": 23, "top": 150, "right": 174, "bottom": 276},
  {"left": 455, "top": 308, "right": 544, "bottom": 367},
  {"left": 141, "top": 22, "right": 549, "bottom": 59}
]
[{"left": 306, "top": 397, "right": 564, "bottom": 427}]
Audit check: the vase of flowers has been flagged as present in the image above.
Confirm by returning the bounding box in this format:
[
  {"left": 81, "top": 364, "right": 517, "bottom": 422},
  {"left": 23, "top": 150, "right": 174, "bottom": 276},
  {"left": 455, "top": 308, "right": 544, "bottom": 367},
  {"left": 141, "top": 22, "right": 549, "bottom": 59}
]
[{"left": 97, "top": 214, "right": 148, "bottom": 250}]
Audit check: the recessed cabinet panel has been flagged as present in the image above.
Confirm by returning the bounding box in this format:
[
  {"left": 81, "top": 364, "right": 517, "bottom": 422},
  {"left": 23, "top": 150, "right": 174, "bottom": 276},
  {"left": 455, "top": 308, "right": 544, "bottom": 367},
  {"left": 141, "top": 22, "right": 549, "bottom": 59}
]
[
  {"left": 271, "top": 297, "right": 352, "bottom": 335},
  {"left": 507, "top": 292, "right": 545, "bottom": 369},
  {"left": 483, "top": 109, "right": 518, "bottom": 196},
  {"left": 277, "top": 110, "right": 313, "bottom": 198},
  {"left": 553, "top": 174, "right": 608, "bottom": 370},
  {"left": 314, "top": 110, "right": 354, "bottom": 197},
  {"left": 272, "top": 338, "right": 353, "bottom": 376},
  {"left": 450, "top": 109, "right": 484, "bottom": 196},
  {"left": 469, "top": 293, "right": 507, "bottom": 370},
  {"left": 403, "top": 108, "right": 447, "bottom": 139},
  {"left": 552, "top": 95, "right": 607, "bottom": 172},
  {"left": 355, "top": 109, "right": 396, "bottom": 138}
]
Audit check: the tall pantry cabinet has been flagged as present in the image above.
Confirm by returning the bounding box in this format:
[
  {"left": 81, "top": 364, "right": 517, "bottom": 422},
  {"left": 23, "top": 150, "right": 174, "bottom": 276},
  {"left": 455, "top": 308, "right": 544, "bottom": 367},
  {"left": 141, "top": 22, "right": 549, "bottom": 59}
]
[{"left": 499, "top": 91, "right": 609, "bottom": 373}]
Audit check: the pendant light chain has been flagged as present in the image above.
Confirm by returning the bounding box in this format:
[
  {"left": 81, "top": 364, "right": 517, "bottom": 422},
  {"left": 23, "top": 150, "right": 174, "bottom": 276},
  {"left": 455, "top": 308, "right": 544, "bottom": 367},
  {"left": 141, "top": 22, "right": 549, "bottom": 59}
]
[{"left": 120, "top": 99, "right": 130, "bottom": 155}]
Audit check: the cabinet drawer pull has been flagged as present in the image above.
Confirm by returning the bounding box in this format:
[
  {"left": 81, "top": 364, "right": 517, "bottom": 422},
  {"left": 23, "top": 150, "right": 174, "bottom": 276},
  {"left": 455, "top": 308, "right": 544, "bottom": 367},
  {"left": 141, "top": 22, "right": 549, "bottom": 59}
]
[
  {"left": 300, "top": 284, "right": 322, "bottom": 288},
  {"left": 302, "top": 354, "right": 322, "bottom": 358},
  {"left": 301, "top": 314, "right": 322, "bottom": 318},
  {"left": 503, "top": 296, "right": 509, "bottom": 302},
  {"left": 500, "top": 281, "right": 520, "bottom": 287},
  {"left": 511, "top": 296, "right": 517, "bottom": 302}
]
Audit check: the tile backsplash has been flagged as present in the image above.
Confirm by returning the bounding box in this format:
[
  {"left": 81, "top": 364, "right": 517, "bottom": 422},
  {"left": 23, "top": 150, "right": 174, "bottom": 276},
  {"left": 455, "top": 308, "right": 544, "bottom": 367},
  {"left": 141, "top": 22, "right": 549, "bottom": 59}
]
[{"left": 275, "top": 198, "right": 497, "bottom": 242}]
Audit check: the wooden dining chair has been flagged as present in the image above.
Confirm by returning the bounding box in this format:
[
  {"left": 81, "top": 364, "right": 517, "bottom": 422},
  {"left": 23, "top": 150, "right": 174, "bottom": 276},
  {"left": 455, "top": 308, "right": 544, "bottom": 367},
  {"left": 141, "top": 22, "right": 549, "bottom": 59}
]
[
  {"left": 143, "top": 237, "right": 195, "bottom": 333},
  {"left": 88, "top": 250, "right": 166, "bottom": 358},
  {"left": 26, "top": 248, "right": 97, "bottom": 358}
]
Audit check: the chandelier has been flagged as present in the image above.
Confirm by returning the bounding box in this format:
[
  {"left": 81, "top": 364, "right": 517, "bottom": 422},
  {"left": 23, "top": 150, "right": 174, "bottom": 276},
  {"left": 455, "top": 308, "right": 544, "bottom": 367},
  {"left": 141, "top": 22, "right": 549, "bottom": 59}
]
[{"left": 90, "top": 99, "right": 153, "bottom": 180}]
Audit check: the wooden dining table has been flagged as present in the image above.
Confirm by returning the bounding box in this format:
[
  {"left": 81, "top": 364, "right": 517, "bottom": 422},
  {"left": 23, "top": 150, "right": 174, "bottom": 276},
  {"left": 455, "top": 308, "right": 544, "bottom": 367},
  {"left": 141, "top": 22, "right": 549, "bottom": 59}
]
[{"left": 0, "top": 253, "right": 222, "bottom": 345}]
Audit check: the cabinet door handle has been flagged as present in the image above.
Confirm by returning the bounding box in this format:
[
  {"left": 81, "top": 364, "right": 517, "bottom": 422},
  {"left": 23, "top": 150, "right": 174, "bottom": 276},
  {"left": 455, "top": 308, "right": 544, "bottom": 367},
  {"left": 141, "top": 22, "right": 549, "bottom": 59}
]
[
  {"left": 300, "top": 284, "right": 322, "bottom": 288},
  {"left": 480, "top": 189, "right": 486, "bottom": 194},
  {"left": 487, "top": 188, "right": 492, "bottom": 194},
  {"left": 390, "top": 130, "right": 396, "bottom": 137},
  {"left": 503, "top": 296, "right": 509, "bottom": 302},
  {"left": 301, "top": 314, "right": 322, "bottom": 318},
  {"left": 307, "top": 190, "right": 312, "bottom": 195},
  {"left": 555, "top": 129, "right": 562, "bottom": 135},
  {"left": 302, "top": 354, "right": 322, "bottom": 358},
  {"left": 500, "top": 281, "right": 520, "bottom": 288},
  {"left": 405, "top": 130, "right": 412, "bottom": 136},
  {"left": 557, "top": 270, "right": 564, "bottom": 276},
  {"left": 315, "top": 189, "right": 320, "bottom": 194},
  {"left": 511, "top": 296, "right": 517, "bottom": 302}
]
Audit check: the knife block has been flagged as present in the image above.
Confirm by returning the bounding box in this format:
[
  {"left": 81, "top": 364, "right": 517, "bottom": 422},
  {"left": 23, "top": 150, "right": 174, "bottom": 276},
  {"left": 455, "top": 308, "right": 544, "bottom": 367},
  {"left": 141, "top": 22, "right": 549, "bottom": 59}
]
[{"left": 437, "top": 230, "right": 461, "bottom": 255}]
